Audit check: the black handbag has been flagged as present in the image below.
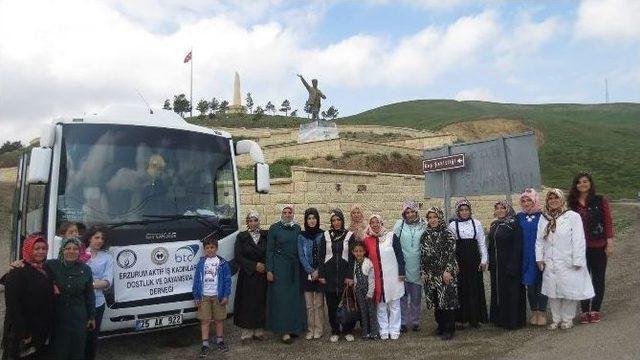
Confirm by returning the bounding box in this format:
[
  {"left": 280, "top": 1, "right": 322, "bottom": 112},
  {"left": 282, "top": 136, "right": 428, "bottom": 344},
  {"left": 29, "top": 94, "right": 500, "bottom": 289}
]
[{"left": 336, "top": 285, "right": 360, "bottom": 328}]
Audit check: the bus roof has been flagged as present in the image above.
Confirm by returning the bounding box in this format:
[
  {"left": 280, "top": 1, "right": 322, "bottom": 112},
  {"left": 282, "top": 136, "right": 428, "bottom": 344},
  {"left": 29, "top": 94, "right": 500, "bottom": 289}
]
[{"left": 54, "top": 105, "right": 231, "bottom": 139}]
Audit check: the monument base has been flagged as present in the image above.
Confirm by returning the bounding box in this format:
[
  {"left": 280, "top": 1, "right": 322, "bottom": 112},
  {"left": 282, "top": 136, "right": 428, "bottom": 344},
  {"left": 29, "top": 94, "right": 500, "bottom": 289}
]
[
  {"left": 298, "top": 120, "right": 339, "bottom": 143},
  {"left": 227, "top": 105, "right": 246, "bottom": 114}
]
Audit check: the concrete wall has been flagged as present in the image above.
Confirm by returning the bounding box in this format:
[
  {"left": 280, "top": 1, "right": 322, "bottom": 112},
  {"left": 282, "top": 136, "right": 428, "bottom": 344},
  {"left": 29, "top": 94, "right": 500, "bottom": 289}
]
[
  {"left": 236, "top": 139, "right": 422, "bottom": 167},
  {"left": 238, "top": 166, "right": 519, "bottom": 230},
  {"left": 385, "top": 134, "right": 457, "bottom": 150}
]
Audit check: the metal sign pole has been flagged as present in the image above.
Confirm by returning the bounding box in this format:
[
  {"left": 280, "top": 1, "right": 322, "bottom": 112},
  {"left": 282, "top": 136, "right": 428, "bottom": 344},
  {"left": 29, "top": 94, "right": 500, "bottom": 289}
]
[{"left": 443, "top": 144, "right": 451, "bottom": 220}]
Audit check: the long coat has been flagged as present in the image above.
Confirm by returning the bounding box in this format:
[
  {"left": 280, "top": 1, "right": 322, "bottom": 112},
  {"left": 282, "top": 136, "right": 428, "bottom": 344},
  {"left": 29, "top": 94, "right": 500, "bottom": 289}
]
[
  {"left": 1, "top": 264, "right": 54, "bottom": 359},
  {"left": 233, "top": 230, "right": 268, "bottom": 329},
  {"left": 46, "top": 259, "right": 95, "bottom": 360},
  {"left": 535, "top": 211, "right": 595, "bottom": 300},
  {"left": 265, "top": 222, "right": 305, "bottom": 334},
  {"left": 420, "top": 225, "right": 459, "bottom": 311},
  {"left": 488, "top": 218, "right": 526, "bottom": 329},
  {"left": 363, "top": 232, "right": 405, "bottom": 304}
]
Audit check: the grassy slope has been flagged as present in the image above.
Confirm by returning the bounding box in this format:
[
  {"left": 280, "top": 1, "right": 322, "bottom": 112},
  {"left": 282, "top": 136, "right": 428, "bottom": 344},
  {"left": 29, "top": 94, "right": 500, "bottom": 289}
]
[{"left": 339, "top": 100, "right": 640, "bottom": 199}]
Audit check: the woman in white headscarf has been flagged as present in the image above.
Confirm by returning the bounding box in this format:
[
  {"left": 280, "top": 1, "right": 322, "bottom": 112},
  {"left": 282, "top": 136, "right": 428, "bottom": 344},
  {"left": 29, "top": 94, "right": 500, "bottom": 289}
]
[
  {"left": 233, "top": 210, "right": 268, "bottom": 343},
  {"left": 536, "top": 189, "right": 595, "bottom": 330}
]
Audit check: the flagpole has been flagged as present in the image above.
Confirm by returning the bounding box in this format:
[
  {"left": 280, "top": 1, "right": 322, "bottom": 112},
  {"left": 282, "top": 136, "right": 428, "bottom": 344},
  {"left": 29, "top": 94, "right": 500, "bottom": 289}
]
[{"left": 189, "top": 47, "right": 193, "bottom": 118}]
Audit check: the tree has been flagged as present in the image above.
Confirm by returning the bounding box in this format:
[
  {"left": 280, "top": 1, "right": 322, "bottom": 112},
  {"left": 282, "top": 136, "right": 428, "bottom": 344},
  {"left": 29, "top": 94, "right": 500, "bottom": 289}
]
[
  {"left": 172, "top": 94, "right": 190, "bottom": 118},
  {"left": 218, "top": 100, "right": 229, "bottom": 115},
  {"left": 196, "top": 99, "right": 209, "bottom": 116},
  {"left": 321, "top": 105, "right": 339, "bottom": 120},
  {"left": 290, "top": 109, "right": 298, "bottom": 117},
  {"left": 279, "top": 99, "right": 291, "bottom": 116},
  {"left": 162, "top": 99, "right": 172, "bottom": 110},
  {"left": 265, "top": 101, "right": 276, "bottom": 114},
  {"left": 245, "top": 93, "right": 254, "bottom": 114},
  {"left": 253, "top": 106, "right": 265, "bottom": 121},
  {"left": 209, "top": 97, "right": 220, "bottom": 115},
  {"left": 0, "top": 140, "right": 23, "bottom": 154}
]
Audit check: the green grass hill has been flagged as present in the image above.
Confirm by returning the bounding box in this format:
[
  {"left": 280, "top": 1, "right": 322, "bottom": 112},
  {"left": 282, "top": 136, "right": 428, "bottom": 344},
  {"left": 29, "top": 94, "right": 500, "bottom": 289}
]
[
  {"left": 340, "top": 100, "right": 640, "bottom": 199},
  {"left": 187, "top": 100, "right": 640, "bottom": 199}
]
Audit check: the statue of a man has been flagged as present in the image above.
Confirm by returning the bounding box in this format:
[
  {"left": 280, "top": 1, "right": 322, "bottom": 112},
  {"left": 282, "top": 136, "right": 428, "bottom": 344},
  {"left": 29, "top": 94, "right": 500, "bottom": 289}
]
[{"left": 297, "top": 74, "right": 326, "bottom": 120}]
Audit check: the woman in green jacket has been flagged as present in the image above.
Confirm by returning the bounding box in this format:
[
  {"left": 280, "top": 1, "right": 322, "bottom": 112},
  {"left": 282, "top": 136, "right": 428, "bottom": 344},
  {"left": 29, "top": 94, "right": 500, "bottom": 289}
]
[{"left": 47, "top": 237, "right": 95, "bottom": 360}]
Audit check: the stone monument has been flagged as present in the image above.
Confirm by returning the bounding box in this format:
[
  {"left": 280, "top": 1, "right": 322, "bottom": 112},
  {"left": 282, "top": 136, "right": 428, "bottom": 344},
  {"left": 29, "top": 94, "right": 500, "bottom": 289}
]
[
  {"left": 297, "top": 74, "right": 326, "bottom": 120},
  {"left": 228, "top": 71, "right": 246, "bottom": 114},
  {"left": 296, "top": 74, "right": 338, "bottom": 143}
]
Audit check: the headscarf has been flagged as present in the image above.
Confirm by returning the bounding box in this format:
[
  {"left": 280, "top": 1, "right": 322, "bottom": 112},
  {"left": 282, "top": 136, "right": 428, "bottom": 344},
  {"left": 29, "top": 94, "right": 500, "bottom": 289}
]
[
  {"left": 401, "top": 200, "right": 421, "bottom": 224},
  {"left": 365, "top": 214, "right": 388, "bottom": 238},
  {"left": 246, "top": 210, "right": 261, "bottom": 230},
  {"left": 22, "top": 234, "right": 48, "bottom": 273},
  {"left": 454, "top": 198, "right": 472, "bottom": 221},
  {"left": 280, "top": 204, "right": 296, "bottom": 227},
  {"left": 302, "top": 208, "right": 323, "bottom": 236},
  {"left": 494, "top": 200, "right": 516, "bottom": 220},
  {"left": 425, "top": 207, "right": 447, "bottom": 231},
  {"left": 542, "top": 188, "right": 568, "bottom": 240},
  {"left": 520, "top": 188, "right": 543, "bottom": 214},
  {"left": 348, "top": 204, "right": 366, "bottom": 240},
  {"left": 58, "top": 237, "right": 83, "bottom": 265},
  {"left": 329, "top": 209, "right": 347, "bottom": 240}
]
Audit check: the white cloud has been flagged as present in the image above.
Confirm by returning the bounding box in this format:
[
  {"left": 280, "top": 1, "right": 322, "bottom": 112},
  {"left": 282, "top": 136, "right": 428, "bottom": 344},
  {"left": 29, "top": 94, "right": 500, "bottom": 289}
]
[
  {"left": 454, "top": 87, "right": 501, "bottom": 102},
  {"left": 575, "top": 0, "right": 640, "bottom": 41},
  {"left": 495, "top": 15, "right": 561, "bottom": 70}
]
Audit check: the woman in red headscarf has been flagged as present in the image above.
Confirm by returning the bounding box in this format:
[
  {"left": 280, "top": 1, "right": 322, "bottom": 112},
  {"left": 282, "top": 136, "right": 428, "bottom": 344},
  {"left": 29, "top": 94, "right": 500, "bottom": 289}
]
[{"left": 1, "top": 234, "right": 55, "bottom": 359}]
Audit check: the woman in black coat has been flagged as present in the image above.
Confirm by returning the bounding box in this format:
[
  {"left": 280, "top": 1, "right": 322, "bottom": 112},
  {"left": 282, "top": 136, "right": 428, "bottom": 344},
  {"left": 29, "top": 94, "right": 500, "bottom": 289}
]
[
  {"left": 1, "top": 234, "right": 54, "bottom": 359},
  {"left": 233, "top": 210, "right": 268, "bottom": 344},
  {"left": 488, "top": 201, "right": 526, "bottom": 329}
]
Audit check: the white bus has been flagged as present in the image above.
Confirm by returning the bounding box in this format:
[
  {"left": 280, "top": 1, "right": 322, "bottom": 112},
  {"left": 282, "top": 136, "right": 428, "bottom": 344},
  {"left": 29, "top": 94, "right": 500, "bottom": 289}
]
[{"left": 10, "top": 106, "right": 270, "bottom": 335}]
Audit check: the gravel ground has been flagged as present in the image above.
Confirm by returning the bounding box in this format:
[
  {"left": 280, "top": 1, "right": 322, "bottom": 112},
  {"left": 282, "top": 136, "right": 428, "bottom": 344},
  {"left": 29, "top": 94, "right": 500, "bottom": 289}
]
[{"left": 1, "top": 181, "right": 638, "bottom": 359}]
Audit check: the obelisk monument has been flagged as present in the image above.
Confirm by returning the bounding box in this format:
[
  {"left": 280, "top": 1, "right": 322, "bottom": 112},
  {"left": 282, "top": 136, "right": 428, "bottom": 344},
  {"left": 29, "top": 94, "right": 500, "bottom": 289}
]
[{"left": 228, "top": 71, "right": 246, "bottom": 113}]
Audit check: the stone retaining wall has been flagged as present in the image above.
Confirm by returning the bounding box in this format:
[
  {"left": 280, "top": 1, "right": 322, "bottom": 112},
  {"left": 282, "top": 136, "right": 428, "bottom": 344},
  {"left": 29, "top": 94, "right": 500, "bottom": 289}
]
[{"left": 384, "top": 134, "right": 457, "bottom": 150}]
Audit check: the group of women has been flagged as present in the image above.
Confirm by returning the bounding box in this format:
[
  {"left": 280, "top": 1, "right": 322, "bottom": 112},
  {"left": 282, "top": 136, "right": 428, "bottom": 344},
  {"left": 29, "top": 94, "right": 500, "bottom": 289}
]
[
  {"left": 2, "top": 172, "right": 614, "bottom": 357},
  {"left": 2, "top": 225, "right": 113, "bottom": 359},
  {"left": 232, "top": 172, "right": 614, "bottom": 344}
]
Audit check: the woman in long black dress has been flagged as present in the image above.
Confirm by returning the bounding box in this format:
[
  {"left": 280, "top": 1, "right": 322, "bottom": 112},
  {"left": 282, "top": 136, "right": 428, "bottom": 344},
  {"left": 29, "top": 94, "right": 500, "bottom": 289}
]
[
  {"left": 1, "top": 234, "right": 54, "bottom": 359},
  {"left": 488, "top": 200, "right": 527, "bottom": 329},
  {"left": 234, "top": 210, "right": 268, "bottom": 344}
]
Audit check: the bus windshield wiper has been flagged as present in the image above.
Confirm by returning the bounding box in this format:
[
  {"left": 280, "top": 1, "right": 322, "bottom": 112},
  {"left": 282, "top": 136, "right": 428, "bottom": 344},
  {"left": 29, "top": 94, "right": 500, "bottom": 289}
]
[{"left": 107, "top": 213, "right": 220, "bottom": 230}]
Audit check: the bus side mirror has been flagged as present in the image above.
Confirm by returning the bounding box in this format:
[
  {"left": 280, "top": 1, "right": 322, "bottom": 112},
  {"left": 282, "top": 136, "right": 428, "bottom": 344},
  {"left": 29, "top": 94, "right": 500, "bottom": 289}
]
[
  {"left": 254, "top": 163, "right": 270, "bottom": 194},
  {"left": 27, "top": 148, "right": 52, "bottom": 184}
]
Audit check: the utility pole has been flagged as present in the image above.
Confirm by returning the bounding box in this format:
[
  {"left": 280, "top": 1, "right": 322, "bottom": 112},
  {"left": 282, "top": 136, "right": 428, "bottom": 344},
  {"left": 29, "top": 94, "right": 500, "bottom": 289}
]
[{"left": 605, "top": 78, "right": 609, "bottom": 104}]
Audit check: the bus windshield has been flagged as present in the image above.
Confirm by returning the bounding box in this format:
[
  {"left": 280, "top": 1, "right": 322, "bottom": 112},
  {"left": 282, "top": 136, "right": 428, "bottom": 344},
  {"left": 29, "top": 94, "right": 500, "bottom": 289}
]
[{"left": 56, "top": 124, "right": 237, "bottom": 232}]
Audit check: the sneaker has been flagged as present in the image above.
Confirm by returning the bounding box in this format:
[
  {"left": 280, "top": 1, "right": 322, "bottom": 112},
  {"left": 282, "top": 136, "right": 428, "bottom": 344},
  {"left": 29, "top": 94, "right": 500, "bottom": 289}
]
[
  {"left": 198, "top": 345, "right": 209, "bottom": 358},
  {"left": 370, "top": 334, "right": 380, "bottom": 341},
  {"left": 305, "top": 332, "right": 314, "bottom": 340},
  {"left": 590, "top": 311, "right": 602, "bottom": 323},
  {"left": 281, "top": 335, "right": 293, "bottom": 345},
  {"left": 217, "top": 342, "right": 229, "bottom": 352},
  {"left": 329, "top": 335, "right": 339, "bottom": 343},
  {"left": 379, "top": 334, "right": 389, "bottom": 340},
  {"left": 400, "top": 325, "right": 408, "bottom": 333},
  {"left": 390, "top": 334, "right": 400, "bottom": 340},
  {"left": 579, "top": 312, "right": 591, "bottom": 324},
  {"left": 560, "top": 321, "right": 574, "bottom": 330},
  {"left": 547, "top": 322, "right": 559, "bottom": 330},
  {"left": 345, "top": 334, "right": 355, "bottom": 342},
  {"left": 412, "top": 325, "right": 421, "bottom": 332},
  {"left": 537, "top": 313, "right": 548, "bottom": 326},
  {"left": 313, "top": 332, "right": 323, "bottom": 339}
]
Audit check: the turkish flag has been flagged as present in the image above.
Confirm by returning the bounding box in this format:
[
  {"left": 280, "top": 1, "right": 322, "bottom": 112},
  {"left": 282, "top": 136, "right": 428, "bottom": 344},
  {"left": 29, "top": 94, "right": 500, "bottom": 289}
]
[{"left": 183, "top": 51, "right": 192, "bottom": 63}]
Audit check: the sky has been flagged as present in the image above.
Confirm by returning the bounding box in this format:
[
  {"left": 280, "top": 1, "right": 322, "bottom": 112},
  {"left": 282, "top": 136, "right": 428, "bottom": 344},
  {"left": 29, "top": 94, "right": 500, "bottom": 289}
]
[{"left": 1, "top": 0, "right": 639, "bottom": 143}]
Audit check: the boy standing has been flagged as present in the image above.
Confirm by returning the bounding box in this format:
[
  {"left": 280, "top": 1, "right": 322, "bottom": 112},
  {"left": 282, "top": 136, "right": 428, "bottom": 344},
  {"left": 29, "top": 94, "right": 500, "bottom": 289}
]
[{"left": 193, "top": 237, "right": 232, "bottom": 357}]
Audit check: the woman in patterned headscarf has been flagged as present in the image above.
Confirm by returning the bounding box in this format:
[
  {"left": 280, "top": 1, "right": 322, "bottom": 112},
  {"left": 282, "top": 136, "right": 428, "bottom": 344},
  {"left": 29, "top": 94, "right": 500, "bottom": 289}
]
[
  {"left": 234, "top": 210, "right": 268, "bottom": 343},
  {"left": 488, "top": 200, "right": 526, "bottom": 329},
  {"left": 535, "top": 189, "right": 594, "bottom": 330},
  {"left": 420, "top": 207, "right": 459, "bottom": 341},
  {"left": 1, "top": 234, "right": 55, "bottom": 359},
  {"left": 448, "top": 198, "right": 488, "bottom": 328},
  {"left": 47, "top": 237, "right": 95, "bottom": 360}
]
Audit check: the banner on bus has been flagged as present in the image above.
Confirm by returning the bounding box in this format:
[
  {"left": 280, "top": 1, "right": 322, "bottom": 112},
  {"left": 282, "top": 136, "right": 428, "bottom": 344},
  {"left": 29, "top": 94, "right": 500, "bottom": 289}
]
[{"left": 110, "top": 240, "right": 202, "bottom": 303}]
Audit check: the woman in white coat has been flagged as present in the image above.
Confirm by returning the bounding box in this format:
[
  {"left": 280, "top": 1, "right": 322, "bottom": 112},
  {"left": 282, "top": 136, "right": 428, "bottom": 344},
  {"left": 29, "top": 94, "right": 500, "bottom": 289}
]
[{"left": 536, "top": 189, "right": 595, "bottom": 330}]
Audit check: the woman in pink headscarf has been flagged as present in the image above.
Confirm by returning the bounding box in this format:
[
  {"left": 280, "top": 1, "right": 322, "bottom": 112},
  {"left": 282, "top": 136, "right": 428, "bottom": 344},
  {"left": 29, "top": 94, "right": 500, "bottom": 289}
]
[{"left": 516, "top": 188, "right": 548, "bottom": 326}]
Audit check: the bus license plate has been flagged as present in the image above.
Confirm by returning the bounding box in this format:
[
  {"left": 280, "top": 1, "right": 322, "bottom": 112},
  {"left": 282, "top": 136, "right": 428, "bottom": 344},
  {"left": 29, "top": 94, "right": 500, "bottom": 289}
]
[{"left": 135, "top": 314, "right": 183, "bottom": 331}]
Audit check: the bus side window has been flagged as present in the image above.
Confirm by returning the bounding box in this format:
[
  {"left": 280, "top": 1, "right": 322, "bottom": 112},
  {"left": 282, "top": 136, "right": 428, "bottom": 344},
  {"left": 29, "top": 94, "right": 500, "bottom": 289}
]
[{"left": 24, "top": 184, "right": 46, "bottom": 236}]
